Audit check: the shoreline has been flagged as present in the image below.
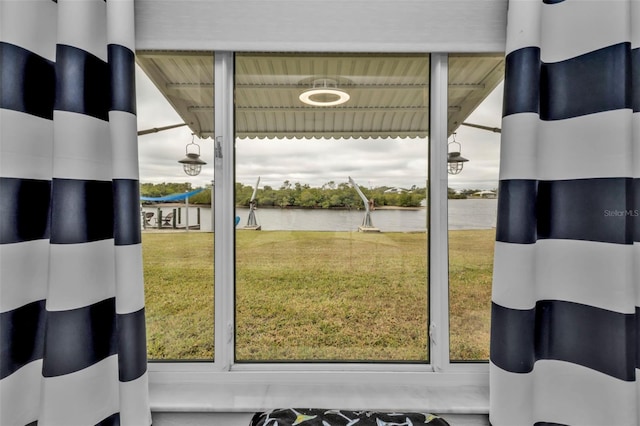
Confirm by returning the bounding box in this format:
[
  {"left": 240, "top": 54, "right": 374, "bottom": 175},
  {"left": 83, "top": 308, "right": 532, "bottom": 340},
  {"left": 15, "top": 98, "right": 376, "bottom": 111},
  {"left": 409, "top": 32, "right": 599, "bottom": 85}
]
[{"left": 143, "top": 203, "right": 425, "bottom": 211}]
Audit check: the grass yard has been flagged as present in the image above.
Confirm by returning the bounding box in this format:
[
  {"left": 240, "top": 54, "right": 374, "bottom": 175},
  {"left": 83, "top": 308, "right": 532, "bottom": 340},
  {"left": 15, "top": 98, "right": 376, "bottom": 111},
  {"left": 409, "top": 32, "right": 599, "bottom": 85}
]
[
  {"left": 142, "top": 229, "right": 494, "bottom": 362},
  {"left": 448, "top": 229, "right": 495, "bottom": 361},
  {"left": 142, "top": 232, "right": 214, "bottom": 359},
  {"left": 236, "top": 231, "right": 428, "bottom": 362}
]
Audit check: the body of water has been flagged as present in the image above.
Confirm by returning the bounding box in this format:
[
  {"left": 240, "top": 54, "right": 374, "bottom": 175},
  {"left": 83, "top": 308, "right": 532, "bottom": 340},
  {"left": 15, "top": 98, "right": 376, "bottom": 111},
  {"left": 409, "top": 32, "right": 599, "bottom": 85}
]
[{"left": 142, "top": 199, "right": 497, "bottom": 232}]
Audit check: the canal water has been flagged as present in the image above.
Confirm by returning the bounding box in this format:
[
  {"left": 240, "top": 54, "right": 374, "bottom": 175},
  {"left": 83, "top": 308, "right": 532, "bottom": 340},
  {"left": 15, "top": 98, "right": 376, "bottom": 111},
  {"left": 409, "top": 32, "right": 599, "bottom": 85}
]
[{"left": 142, "top": 199, "right": 497, "bottom": 232}]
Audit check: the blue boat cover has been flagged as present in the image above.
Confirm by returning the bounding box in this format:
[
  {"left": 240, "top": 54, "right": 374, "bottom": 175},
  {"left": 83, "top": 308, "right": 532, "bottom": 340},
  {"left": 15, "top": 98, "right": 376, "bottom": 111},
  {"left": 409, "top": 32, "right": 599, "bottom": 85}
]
[{"left": 140, "top": 188, "right": 205, "bottom": 202}]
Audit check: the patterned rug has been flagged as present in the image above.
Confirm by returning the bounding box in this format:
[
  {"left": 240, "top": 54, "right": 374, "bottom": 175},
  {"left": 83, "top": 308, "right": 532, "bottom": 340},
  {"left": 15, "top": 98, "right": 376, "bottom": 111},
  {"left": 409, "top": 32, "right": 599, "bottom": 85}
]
[{"left": 250, "top": 408, "right": 451, "bottom": 425}]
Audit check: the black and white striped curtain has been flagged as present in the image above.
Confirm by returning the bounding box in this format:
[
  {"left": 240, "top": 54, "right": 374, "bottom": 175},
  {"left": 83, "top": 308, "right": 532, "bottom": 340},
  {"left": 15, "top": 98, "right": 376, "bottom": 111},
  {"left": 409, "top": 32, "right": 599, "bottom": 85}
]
[
  {"left": 1, "top": 1, "right": 150, "bottom": 424},
  {"left": 491, "top": 1, "right": 639, "bottom": 425}
]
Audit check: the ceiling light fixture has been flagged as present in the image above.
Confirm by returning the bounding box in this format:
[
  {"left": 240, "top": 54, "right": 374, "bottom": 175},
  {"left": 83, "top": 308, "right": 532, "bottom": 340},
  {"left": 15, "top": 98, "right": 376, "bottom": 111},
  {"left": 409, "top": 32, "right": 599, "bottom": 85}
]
[{"left": 299, "top": 79, "right": 350, "bottom": 106}]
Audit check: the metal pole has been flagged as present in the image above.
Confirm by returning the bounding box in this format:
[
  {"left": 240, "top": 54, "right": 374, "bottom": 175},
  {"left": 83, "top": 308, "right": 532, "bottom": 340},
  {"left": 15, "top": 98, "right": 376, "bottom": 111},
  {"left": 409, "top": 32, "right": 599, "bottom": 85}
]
[
  {"left": 460, "top": 122, "right": 501, "bottom": 133},
  {"left": 185, "top": 195, "right": 189, "bottom": 231},
  {"left": 429, "top": 53, "right": 450, "bottom": 372},
  {"left": 137, "top": 122, "right": 188, "bottom": 136},
  {"left": 211, "top": 179, "right": 216, "bottom": 232}
]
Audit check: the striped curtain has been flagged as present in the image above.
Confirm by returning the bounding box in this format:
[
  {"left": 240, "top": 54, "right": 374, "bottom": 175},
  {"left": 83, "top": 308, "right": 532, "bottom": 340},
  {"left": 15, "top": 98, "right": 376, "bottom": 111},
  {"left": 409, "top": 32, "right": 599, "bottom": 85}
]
[
  {"left": 1, "top": 1, "right": 151, "bottom": 425},
  {"left": 490, "top": 1, "right": 639, "bottom": 425}
]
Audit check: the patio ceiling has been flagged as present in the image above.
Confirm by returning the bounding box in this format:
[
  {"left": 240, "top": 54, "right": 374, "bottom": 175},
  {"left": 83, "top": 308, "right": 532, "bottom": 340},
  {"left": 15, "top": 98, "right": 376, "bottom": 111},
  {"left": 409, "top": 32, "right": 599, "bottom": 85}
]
[{"left": 136, "top": 52, "right": 504, "bottom": 140}]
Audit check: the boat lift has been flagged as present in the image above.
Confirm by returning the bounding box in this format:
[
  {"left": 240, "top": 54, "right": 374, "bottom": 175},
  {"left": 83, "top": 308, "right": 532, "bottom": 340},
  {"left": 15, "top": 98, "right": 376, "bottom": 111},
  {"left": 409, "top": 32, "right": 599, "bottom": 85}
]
[
  {"left": 243, "top": 176, "right": 261, "bottom": 230},
  {"left": 348, "top": 176, "right": 380, "bottom": 232}
]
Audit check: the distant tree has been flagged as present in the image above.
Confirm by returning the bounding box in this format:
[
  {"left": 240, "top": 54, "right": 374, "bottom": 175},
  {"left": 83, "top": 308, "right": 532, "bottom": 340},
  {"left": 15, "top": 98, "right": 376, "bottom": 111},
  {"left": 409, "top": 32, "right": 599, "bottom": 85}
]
[
  {"left": 322, "top": 181, "right": 336, "bottom": 190},
  {"left": 280, "top": 180, "right": 291, "bottom": 190},
  {"left": 140, "top": 182, "right": 193, "bottom": 198},
  {"left": 257, "top": 186, "right": 277, "bottom": 206},
  {"left": 189, "top": 188, "right": 211, "bottom": 205},
  {"left": 447, "top": 187, "right": 467, "bottom": 199},
  {"left": 235, "top": 182, "right": 255, "bottom": 206},
  {"left": 299, "top": 189, "right": 320, "bottom": 207},
  {"left": 140, "top": 182, "right": 197, "bottom": 203}
]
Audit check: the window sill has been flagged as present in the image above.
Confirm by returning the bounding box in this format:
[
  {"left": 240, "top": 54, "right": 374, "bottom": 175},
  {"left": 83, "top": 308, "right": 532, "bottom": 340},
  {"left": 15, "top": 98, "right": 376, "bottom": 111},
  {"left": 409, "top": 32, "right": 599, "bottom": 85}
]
[{"left": 148, "top": 367, "right": 489, "bottom": 415}]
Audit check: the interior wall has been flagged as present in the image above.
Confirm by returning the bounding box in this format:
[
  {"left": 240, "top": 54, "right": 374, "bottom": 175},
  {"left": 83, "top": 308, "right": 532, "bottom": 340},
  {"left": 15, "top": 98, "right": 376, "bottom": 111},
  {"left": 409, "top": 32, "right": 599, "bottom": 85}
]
[
  {"left": 134, "top": 0, "right": 508, "bottom": 53},
  {"left": 151, "top": 412, "right": 254, "bottom": 426},
  {"left": 134, "top": 2, "right": 504, "bottom": 422}
]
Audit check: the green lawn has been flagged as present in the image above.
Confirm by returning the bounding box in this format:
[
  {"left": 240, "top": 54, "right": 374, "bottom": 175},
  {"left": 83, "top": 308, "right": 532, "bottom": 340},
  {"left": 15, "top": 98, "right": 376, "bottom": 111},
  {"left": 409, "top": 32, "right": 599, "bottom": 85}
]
[
  {"left": 142, "top": 229, "right": 494, "bottom": 362},
  {"left": 448, "top": 229, "right": 495, "bottom": 361}
]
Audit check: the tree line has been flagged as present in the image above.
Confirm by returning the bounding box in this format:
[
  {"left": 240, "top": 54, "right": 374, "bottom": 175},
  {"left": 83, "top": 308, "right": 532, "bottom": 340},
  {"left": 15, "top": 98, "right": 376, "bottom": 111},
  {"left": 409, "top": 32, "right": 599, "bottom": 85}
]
[
  {"left": 236, "top": 180, "right": 425, "bottom": 209},
  {"left": 140, "top": 181, "right": 495, "bottom": 208}
]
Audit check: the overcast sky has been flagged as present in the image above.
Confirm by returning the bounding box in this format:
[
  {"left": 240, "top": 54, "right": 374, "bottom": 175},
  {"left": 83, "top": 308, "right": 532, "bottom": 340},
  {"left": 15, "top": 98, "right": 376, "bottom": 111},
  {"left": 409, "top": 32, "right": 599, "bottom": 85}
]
[{"left": 136, "top": 66, "right": 503, "bottom": 191}]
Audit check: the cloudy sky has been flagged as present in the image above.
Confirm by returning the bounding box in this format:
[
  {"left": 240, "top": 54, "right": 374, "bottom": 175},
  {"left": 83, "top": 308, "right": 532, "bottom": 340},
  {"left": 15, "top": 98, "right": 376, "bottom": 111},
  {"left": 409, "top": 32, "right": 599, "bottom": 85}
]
[{"left": 136, "top": 66, "right": 503, "bottom": 191}]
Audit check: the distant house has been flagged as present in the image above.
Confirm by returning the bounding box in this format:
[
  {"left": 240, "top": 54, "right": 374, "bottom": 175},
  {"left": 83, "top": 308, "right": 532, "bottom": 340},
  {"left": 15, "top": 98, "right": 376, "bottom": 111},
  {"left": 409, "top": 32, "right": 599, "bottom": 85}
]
[
  {"left": 383, "top": 187, "right": 409, "bottom": 194},
  {"left": 471, "top": 190, "right": 497, "bottom": 199}
]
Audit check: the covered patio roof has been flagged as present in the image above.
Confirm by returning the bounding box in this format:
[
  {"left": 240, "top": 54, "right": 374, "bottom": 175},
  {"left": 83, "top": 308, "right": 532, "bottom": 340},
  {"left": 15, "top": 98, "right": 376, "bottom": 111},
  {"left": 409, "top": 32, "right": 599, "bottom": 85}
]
[{"left": 136, "top": 52, "right": 504, "bottom": 140}]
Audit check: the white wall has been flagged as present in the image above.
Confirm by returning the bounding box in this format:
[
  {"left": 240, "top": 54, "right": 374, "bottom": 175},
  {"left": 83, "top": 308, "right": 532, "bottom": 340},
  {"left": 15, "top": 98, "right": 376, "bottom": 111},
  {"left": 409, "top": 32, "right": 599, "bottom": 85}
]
[
  {"left": 152, "top": 412, "right": 254, "bottom": 426},
  {"left": 134, "top": 2, "right": 506, "bottom": 424},
  {"left": 134, "top": 0, "right": 508, "bottom": 52},
  {"left": 151, "top": 412, "right": 490, "bottom": 426}
]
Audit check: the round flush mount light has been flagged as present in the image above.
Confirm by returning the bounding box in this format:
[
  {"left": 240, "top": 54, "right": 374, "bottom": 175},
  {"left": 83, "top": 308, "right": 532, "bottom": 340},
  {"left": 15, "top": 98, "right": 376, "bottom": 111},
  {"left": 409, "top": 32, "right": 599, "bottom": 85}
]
[{"left": 299, "top": 79, "right": 350, "bottom": 106}]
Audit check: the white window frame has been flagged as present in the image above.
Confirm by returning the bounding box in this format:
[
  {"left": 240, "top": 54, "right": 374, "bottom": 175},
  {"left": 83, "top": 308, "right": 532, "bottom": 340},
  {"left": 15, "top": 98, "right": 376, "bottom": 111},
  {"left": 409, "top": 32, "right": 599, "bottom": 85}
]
[{"left": 147, "top": 51, "right": 489, "bottom": 413}]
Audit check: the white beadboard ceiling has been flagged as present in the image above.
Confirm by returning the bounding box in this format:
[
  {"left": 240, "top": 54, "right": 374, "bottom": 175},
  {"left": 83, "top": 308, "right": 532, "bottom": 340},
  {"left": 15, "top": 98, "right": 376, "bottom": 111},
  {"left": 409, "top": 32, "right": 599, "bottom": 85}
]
[{"left": 136, "top": 52, "right": 504, "bottom": 140}]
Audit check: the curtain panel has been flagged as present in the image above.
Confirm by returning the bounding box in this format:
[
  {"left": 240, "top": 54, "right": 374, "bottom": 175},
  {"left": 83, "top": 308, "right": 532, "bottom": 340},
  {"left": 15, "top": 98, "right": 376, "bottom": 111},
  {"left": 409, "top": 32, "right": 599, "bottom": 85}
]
[
  {"left": 491, "top": 1, "right": 639, "bottom": 425},
  {"left": 0, "top": 1, "right": 151, "bottom": 425}
]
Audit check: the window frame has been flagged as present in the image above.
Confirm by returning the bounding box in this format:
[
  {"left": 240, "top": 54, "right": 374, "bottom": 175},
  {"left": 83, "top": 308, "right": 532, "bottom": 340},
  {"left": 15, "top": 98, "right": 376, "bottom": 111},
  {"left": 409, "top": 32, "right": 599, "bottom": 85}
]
[{"left": 146, "top": 51, "right": 489, "bottom": 409}]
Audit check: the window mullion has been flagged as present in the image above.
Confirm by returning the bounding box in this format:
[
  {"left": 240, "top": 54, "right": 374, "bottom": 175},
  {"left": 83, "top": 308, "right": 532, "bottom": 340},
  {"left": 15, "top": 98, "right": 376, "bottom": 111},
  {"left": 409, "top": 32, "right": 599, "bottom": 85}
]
[
  {"left": 428, "top": 53, "right": 450, "bottom": 372},
  {"left": 214, "top": 51, "right": 235, "bottom": 371}
]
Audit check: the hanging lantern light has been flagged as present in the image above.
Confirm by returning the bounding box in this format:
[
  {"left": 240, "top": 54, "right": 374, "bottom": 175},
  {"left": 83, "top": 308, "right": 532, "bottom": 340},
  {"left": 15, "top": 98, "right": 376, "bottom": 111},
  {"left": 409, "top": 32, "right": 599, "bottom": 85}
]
[
  {"left": 178, "top": 134, "right": 206, "bottom": 176},
  {"left": 447, "top": 133, "right": 469, "bottom": 175}
]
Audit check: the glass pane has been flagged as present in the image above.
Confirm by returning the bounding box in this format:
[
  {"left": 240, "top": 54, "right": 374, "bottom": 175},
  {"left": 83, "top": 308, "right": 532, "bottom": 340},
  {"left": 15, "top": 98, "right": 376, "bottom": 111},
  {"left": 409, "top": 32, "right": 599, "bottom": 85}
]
[
  {"left": 235, "top": 53, "right": 430, "bottom": 362},
  {"left": 136, "top": 52, "right": 215, "bottom": 360},
  {"left": 447, "top": 54, "right": 504, "bottom": 361}
]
